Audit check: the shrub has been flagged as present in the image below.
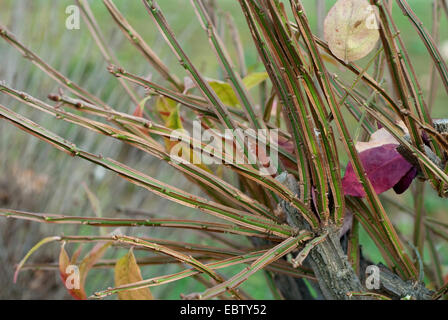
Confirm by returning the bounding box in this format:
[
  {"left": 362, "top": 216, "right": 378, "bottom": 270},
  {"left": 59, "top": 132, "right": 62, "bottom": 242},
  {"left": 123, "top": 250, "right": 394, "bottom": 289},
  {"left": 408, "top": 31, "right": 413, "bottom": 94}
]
[{"left": 0, "top": 0, "right": 447, "bottom": 300}]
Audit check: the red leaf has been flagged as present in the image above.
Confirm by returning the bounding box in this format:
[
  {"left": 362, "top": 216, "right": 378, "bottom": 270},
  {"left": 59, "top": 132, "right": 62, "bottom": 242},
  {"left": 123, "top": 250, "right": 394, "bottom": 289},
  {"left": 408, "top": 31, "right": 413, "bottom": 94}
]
[
  {"left": 132, "top": 105, "right": 143, "bottom": 118},
  {"left": 58, "top": 242, "right": 111, "bottom": 299},
  {"left": 342, "top": 144, "right": 414, "bottom": 197},
  {"left": 278, "top": 135, "right": 295, "bottom": 154},
  {"left": 59, "top": 244, "right": 86, "bottom": 300}
]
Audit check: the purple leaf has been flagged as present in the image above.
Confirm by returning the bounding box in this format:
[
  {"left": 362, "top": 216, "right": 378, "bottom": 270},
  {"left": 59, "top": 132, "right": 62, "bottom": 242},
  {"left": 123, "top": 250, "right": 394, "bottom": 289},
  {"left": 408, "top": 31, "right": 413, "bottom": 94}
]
[
  {"left": 342, "top": 144, "right": 415, "bottom": 197},
  {"left": 393, "top": 166, "right": 418, "bottom": 194}
]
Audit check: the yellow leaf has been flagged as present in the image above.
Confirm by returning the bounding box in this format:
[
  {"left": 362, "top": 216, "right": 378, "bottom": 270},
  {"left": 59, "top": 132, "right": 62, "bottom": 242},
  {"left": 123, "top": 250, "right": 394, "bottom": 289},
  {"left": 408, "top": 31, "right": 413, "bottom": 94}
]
[
  {"left": 324, "top": 0, "right": 379, "bottom": 62},
  {"left": 320, "top": 52, "right": 343, "bottom": 69},
  {"left": 209, "top": 80, "right": 239, "bottom": 107},
  {"left": 209, "top": 72, "right": 269, "bottom": 108},
  {"left": 155, "top": 95, "right": 211, "bottom": 173},
  {"left": 155, "top": 96, "right": 182, "bottom": 129},
  {"left": 155, "top": 96, "right": 184, "bottom": 150},
  {"left": 114, "top": 249, "right": 154, "bottom": 300},
  {"left": 242, "top": 72, "right": 269, "bottom": 89}
]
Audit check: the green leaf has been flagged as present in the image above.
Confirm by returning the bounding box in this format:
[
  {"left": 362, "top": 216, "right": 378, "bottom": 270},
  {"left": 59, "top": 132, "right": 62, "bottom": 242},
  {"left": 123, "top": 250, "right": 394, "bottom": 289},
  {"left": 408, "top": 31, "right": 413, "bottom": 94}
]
[{"left": 114, "top": 249, "right": 154, "bottom": 300}]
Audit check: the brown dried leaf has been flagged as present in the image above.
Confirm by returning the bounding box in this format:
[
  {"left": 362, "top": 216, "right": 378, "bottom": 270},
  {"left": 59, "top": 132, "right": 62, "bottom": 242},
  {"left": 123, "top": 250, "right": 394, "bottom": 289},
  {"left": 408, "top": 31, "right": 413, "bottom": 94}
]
[
  {"left": 114, "top": 249, "right": 154, "bottom": 300},
  {"left": 355, "top": 121, "right": 407, "bottom": 152},
  {"left": 324, "top": 0, "right": 380, "bottom": 62}
]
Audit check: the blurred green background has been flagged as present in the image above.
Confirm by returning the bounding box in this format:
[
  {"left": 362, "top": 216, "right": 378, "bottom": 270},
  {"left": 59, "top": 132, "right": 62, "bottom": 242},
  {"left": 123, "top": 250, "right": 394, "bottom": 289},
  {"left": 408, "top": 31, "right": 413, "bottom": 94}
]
[{"left": 0, "top": 0, "right": 447, "bottom": 299}]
